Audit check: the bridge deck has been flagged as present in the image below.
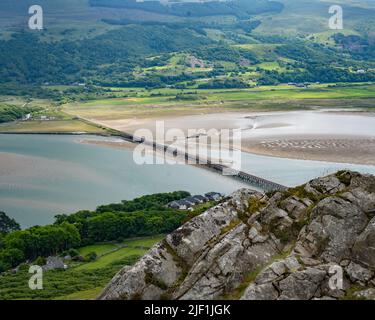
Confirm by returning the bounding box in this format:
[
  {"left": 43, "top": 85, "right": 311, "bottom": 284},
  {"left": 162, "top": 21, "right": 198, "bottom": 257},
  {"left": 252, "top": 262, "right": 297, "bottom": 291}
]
[
  {"left": 99, "top": 128, "right": 287, "bottom": 192},
  {"left": 130, "top": 135, "right": 287, "bottom": 192}
]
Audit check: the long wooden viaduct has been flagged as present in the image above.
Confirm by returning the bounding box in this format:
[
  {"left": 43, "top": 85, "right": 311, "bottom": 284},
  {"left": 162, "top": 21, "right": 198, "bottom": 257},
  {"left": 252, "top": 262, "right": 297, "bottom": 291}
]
[{"left": 110, "top": 130, "right": 287, "bottom": 192}]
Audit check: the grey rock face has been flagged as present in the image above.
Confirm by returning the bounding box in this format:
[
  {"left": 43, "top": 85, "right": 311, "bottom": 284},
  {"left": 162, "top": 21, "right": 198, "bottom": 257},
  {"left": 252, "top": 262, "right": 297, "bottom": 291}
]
[
  {"left": 352, "top": 217, "right": 375, "bottom": 270},
  {"left": 99, "top": 171, "right": 375, "bottom": 300},
  {"left": 279, "top": 196, "right": 312, "bottom": 220},
  {"left": 241, "top": 283, "right": 278, "bottom": 300},
  {"left": 308, "top": 175, "right": 346, "bottom": 195},
  {"left": 99, "top": 189, "right": 276, "bottom": 300},
  {"left": 98, "top": 243, "right": 181, "bottom": 300},
  {"left": 346, "top": 262, "right": 374, "bottom": 283},
  {"left": 278, "top": 268, "right": 327, "bottom": 300}
]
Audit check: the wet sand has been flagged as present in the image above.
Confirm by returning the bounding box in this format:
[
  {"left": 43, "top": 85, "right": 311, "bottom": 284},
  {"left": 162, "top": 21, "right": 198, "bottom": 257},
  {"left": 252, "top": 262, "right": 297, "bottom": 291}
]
[
  {"left": 87, "top": 110, "right": 375, "bottom": 166},
  {"left": 94, "top": 112, "right": 253, "bottom": 136},
  {"left": 242, "top": 135, "right": 375, "bottom": 166},
  {"left": 77, "top": 138, "right": 135, "bottom": 150}
]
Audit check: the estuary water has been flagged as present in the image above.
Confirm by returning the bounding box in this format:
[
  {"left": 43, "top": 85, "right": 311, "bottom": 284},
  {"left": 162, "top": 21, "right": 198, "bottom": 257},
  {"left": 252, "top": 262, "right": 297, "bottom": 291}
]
[
  {"left": 1, "top": 133, "right": 375, "bottom": 228},
  {"left": 0, "top": 134, "right": 248, "bottom": 227}
]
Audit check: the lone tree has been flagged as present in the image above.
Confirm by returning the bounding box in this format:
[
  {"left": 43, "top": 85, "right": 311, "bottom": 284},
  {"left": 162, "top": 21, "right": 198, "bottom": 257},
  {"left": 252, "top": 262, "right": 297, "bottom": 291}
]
[{"left": 0, "top": 212, "right": 21, "bottom": 234}]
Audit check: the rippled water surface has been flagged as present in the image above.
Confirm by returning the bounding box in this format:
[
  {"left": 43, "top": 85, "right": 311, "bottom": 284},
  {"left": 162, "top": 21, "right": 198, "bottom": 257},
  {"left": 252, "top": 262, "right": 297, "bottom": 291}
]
[
  {"left": 0, "top": 134, "right": 248, "bottom": 227},
  {"left": 1, "top": 132, "right": 375, "bottom": 228}
]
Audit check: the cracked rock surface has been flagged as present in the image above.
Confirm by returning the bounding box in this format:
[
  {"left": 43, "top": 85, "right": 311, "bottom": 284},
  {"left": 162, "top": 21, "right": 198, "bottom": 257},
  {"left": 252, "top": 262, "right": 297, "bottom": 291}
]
[{"left": 98, "top": 171, "right": 375, "bottom": 300}]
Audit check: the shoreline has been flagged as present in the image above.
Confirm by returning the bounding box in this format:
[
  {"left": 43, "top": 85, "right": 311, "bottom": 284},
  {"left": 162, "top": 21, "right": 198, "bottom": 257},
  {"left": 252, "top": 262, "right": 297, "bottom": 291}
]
[
  {"left": 2, "top": 107, "right": 375, "bottom": 168},
  {"left": 241, "top": 145, "right": 375, "bottom": 167},
  {"left": 0, "top": 131, "right": 111, "bottom": 136},
  {"left": 2, "top": 131, "right": 375, "bottom": 168}
]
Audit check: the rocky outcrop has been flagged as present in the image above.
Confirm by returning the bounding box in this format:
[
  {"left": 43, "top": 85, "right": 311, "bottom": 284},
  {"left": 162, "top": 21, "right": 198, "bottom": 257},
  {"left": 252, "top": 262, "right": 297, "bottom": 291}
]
[{"left": 99, "top": 171, "right": 375, "bottom": 300}]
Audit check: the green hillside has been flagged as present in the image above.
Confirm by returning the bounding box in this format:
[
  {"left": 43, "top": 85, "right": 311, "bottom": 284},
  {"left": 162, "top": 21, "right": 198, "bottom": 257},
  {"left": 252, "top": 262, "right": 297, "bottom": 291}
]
[{"left": 0, "top": 0, "right": 373, "bottom": 93}]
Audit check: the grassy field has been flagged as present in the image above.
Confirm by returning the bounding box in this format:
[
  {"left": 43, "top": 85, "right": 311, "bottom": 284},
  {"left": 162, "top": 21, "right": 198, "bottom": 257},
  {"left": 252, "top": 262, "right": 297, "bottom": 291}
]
[
  {"left": 0, "top": 94, "right": 110, "bottom": 134},
  {"left": 75, "top": 236, "right": 164, "bottom": 271},
  {"left": 0, "top": 119, "right": 107, "bottom": 134},
  {"left": 0, "top": 235, "right": 164, "bottom": 300},
  {"left": 62, "top": 83, "right": 375, "bottom": 120},
  {"left": 1, "top": 83, "right": 374, "bottom": 130},
  {"left": 233, "top": 43, "right": 283, "bottom": 61},
  {"left": 78, "top": 243, "right": 118, "bottom": 257},
  {"left": 206, "top": 85, "right": 375, "bottom": 101},
  {"left": 0, "top": 96, "right": 52, "bottom": 110},
  {"left": 75, "top": 247, "right": 149, "bottom": 271},
  {"left": 56, "top": 287, "right": 104, "bottom": 300},
  {"left": 254, "top": 0, "right": 375, "bottom": 37}
]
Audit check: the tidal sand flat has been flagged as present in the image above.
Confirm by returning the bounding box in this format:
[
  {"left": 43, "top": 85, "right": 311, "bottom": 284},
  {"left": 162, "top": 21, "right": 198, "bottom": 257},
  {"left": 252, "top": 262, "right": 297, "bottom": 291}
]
[
  {"left": 242, "top": 135, "right": 375, "bottom": 166},
  {"left": 96, "top": 110, "right": 375, "bottom": 166},
  {"left": 96, "top": 112, "right": 253, "bottom": 137},
  {"left": 242, "top": 110, "right": 375, "bottom": 165},
  {"left": 77, "top": 137, "right": 136, "bottom": 150}
]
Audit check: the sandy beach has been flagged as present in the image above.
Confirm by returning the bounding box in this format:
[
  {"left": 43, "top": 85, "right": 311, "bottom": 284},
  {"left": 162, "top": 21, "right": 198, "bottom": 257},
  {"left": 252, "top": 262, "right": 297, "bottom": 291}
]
[
  {"left": 77, "top": 138, "right": 136, "bottom": 150},
  {"left": 242, "top": 135, "right": 375, "bottom": 166},
  {"left": 85, "top": 110, "right": 375, "bottom": 166}
]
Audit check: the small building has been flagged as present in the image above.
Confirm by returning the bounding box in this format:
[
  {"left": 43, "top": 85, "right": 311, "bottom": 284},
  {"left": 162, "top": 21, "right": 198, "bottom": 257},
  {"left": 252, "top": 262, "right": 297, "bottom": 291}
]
[
  {"left": 167, "top": 192, "right": 224, "bottom": 210},
  {"left": 192, "top": 195, "right": 208, "bottom": 203},
  {"left": 184, "top": 196, "right": 201, "bottom": 206},
  {"left": 42, "top": 256, "right": 67, "bottom": 271},
  {"left": 178, "top": 200, "right": 193, "bottom": 210},
  {"left": 295, "top": 83, "right": 306, "bottom": 88},
  {"left": 167, "top": 200, "right": 192, "bottom": 210},
  {"left": 205, "top": 192, "right": 224, "bottom": 201},
  {"left": 22, "top": 113, "right": 32, "bottom": 121},
  {"left": 40, "top": 116, "right": 56, "bottom": 121},
  {"left": 168, "top": 201, "right": 183, "bottom": 210}
]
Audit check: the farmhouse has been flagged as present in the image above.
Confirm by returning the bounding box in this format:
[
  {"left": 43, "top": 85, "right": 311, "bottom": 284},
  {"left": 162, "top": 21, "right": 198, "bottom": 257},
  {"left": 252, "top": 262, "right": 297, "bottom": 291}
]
[
  {"left": 205, "top": 192, "right": 224, "bottom": 201},
  {"left": 167, "top": 192, "right": 223, "bottom": 210},
  {"left": 42, "top": 256, "right": 67, "bottom": 271}
]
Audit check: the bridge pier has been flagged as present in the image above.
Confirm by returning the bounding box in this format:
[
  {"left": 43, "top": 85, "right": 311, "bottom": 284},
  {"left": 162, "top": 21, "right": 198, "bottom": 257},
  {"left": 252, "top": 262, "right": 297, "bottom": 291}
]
[{"left": 116, "top": 131, "right": 288, "bottom": 192}]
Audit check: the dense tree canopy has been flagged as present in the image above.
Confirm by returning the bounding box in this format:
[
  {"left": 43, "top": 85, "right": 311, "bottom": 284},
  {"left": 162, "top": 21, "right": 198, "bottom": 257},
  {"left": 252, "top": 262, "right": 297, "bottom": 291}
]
[
  {"left": 0, "top": 191, "right": 192, "bottom": 272},
  {"left": 0, "top": 212, "right": 20, "bottom": 234}
]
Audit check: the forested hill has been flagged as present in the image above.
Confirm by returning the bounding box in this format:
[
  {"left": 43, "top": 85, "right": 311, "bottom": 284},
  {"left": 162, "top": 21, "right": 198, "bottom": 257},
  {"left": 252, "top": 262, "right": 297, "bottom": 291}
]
[
  {"left": 0, "top": 191, "right": 196, "bottom": 273},
  {"left": 0, "top": 0, "right": 374, "bottom": 92},
  {"left": 0, "top": 26, "right": 211, "bottom": 85},
  {"left": 89, "top": 0, "right": 284, "bottom": 17}
]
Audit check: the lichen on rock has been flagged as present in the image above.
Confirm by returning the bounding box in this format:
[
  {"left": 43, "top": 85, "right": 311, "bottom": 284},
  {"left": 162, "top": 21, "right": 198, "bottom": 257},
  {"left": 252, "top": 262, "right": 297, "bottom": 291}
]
[{"left": 98, "top": 171, "right": 375, "bottom": 300}]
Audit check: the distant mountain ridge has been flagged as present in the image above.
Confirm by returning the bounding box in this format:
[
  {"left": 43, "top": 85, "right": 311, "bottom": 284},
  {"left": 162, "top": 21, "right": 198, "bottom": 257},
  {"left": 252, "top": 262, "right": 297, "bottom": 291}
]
[{"left": 89, "top": 0, "right": 284, "bottom": 17}]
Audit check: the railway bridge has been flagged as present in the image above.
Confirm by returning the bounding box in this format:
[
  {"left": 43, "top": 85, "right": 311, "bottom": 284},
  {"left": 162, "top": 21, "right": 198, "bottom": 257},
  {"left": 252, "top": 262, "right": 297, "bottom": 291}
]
[
  {"left": 127, "top": 133, "right": 288, "bottom": 192},
  {"left": 79, "top": 118, "right": 288, "bottom": 192}
]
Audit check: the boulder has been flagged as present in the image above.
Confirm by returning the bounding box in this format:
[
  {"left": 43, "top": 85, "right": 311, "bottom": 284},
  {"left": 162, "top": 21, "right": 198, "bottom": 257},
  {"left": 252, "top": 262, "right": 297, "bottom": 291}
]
[
  {"left": 352, "top": 217, "right": 375, "bottom": 269},
  {"left": 345, "top": 262, "right": 373, "bottom": 283}
]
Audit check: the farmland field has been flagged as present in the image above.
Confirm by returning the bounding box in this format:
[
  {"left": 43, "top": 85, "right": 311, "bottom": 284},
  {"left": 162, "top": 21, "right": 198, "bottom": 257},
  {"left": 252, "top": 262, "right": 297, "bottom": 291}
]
[
  {"left": 62, "top": 83, "right": 375, "bottom": 121},
  {"left": 0, "top": 119, "right": 107, "bottom": 133},
  {"left": 0, "top": 235, "right": 164, "bottom": 300},
  {"left": 75, "top": 235, "right": 165, "bottom": 271}
]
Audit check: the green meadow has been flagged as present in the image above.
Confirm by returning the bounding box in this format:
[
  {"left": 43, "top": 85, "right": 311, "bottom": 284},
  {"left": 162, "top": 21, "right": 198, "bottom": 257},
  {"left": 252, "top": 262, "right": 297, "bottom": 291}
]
[
  {"left": 0, "top": 119, "right": 107, "bottom": 134},
  {"left": 62, "top": 83, "right": 375, "bottom": 120},
  {"left": 0, "top": 235, "right": 163, "bottom": 300},
  {"left": 0, "top": 83, "right": 374, "bottom": 132},
  {"left": 75, "top": 236, "right": 165, "bottom": 271}
]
